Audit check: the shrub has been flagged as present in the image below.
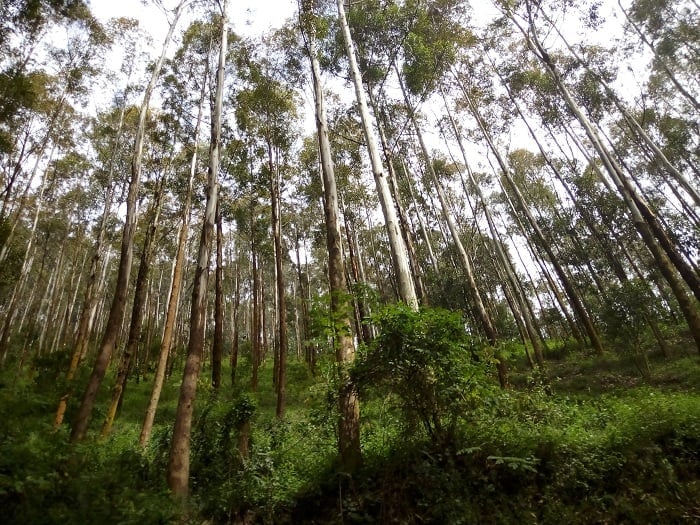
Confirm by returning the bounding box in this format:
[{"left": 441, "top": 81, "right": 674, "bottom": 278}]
[{"left": 353, "top": 304, "right": 493, "bottom": 444}]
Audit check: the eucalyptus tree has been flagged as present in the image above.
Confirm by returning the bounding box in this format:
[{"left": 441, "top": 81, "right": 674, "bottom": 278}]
[
  {"left": 439, "top": 100, "right": 548, "bottom": 367},
  {"left": 618, "top": 0, "right": 699, "bottom": 112},
  {"left": 397, "top": 72, "right": 500, "bottom": 353},
  {"left": 287, "top": 136, "right": 322, "bottom": 363},
  {"left": 54, "top": 18, "right": 146, "bottom": 428},
  {"left": 335, "top": 0, "right": 418, "bottom": 308},
  {"left": 323, "top": 104, "right": 384, "bottom": 340},
  {"left": 499, "top": 0, "right": 700, "bottom": 350},
  {"left": 233, "top": 38, "right": 299, "bottom": 416},
  {"left": 168, "top": 0, "right": 228, "bottom": 498},
  {"left": 0, "top": 0, "right": 98, "bottom": 156},
  {"left": 101, "top": 116, "right": 176, "bottom": 438},
  {"left": 0, "top": 83, "right": 97, "bottom": 364},
  {"left": 299, "top": 0, "right": 361, "bottom": 469},
  {"left": 0, "top": 16, "right": 109, "bottom": 268},
  {"left": 1, "top": 150, "right": 92, "bottom": 365},
  {"left": 70, "top": 0, "right": 187, "bottom": 443},
  {"left": 140, "top": 16, "right": 217, "bottom": 447},
  {"left": 530, "top": 6, "right": 699, "bottom": 212}
]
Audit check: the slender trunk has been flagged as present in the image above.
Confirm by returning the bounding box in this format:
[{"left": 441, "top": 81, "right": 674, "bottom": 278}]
[
  {"left": 336, "top": 0, "right": 417, "bottom": 309},
  {"left": 617, "top": 0, "right": 700, "bottom": 112},
  {"left": 0, "top": 121, "right": 60, "bottom": 265},
  {"left": 212, "top": 199, "right": 224, "bottom": 389},
  {"left": 269, "top": 146, "right": 288, "bottom": 419},
  {"left": 342, "top": 208, "right": 372, "bottom": 345},
  {"left": 55, "top": 153, "right": 120, "bottom": 426},
  {"left": 139, "top": 60, "right": 207, "bottom": 450},
  {"left": 70, "top": 3, "right": 184, "bottom": 442},
  {"left": 397, "top": 71, "right": 507, "bottom": 383},
  {"left": 542, "top": 7, "right": 700, "bottom": 207},
  {"left": 455, "top": 72, "right": 605, "bottom": 355},
  {"left": 400, "top": 159, "right": 439, "bottom": 272},
  {"left": 251, "top": 230, "right": 260, "bottom": 392},
  {"left": 441, "top": 86, "right": 546, "bottom": 367},
  {"left": 514, "top": 2, "right": 700, "bottom": 350},
  {"left": 37, "top": 236, "right": 68, "bottom": 356},
  {"left": 168, "top": 0, "right": 226, "bottom": 498},
  {"left": 372, "top": 96, "right": 427, "bottom": 303},
  {"left": 70, "top": 81, "right": 129, "bottom": 374},
  {"left": 101, "top": 178, "right": 164, "bottom": 439},
  {"left": 301, "top": 5, "right": 361, "bottom": 468},
  {"left": 230, "top": 254, "right": 241, "bottom": 386},
  {"left": 294, "top": 229, "right": 311, "bottom": 366},
  {"left": 56, "top": 251, "right": 87, "bottom": 353},
  {"left": 0, "top": 157, "right": 50, "bottom": 365}
]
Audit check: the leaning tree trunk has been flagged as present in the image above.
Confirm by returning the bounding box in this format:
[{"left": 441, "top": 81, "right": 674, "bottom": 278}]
[
  {"left": 539, "top": 7, "right": 700, "bottom": 209},
  {"left": 511, "top": 1, "right": 700, "bottom": 351},
  {"left": 139, "top": 59, "right": 208, "bottom": 448},
  {"left": 440, "top": 85, "right": 546, "bottom": 368},
  {"left": 168, "top": 0, "right": 227, "bottom": 498},
  {"left": 70, "top": 1, "right": 185, "bottom": 443},
  {"left": 496, "top": 67, "right": 672, "bottom": 357},
  {"left": 336, "top": 0, "right": 418, "bottom": 309},
  {"left": 371, "top": 95, "right": 427, "bottom": 303},
  {"left": 616, "top": 0, "right": 700, "bottom": 112},
  {"left": 455, "top": 73, "right": 606, "bottom": 355},
  {"left": 101, "top": 176, "right": 165, "bottom": 439},
  {"left": 0, "top": 163, "right": 49, "bottom": 365},
  {"left": 397, "top": 70, "right": 507, "bottom": 386},
  {"left": 519, "top": 3, "right": 700, "bottom": 350},
  {"left": 54, "top": 97, "right": 126, "bottom": 428}
]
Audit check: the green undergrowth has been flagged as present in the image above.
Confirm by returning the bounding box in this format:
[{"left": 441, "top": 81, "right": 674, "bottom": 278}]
[{"left": 0, "top": 339, "right": 699, "bottom": 524}]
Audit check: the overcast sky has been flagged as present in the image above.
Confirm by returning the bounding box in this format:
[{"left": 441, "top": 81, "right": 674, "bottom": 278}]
[{"left": 89, "top": 0, "right": 297, "bottom": 43}]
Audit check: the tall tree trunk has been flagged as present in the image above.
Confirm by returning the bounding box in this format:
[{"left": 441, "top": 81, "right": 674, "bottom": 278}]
[
  {"left": 293, "top": 228, "right": 311, "bottom": 366},
  {"left": 455, "top": 73, "right": 606, "bottom": 355},
  {"left": 397, "top": 71, "right": 507, "bottom": 384},
  {"left": 212, "top": 199, "right": 224, "bottom": 389},
  {"left": 168, "top": 0, "right": 227, "bottom": 498},
  {"left": 70, "top": 2, "right": 185, "bottom": 442},
  {"left": 441, "top": 86, "right": 546, "bottom": 367},
  {"left": 301, "top": 2, "right": 361, "bottom": 469},
  {"left": 335, "top": 0, "right": 417, "bottom": 309},
  {"left": 37, "top": 234, "right": 68, "bottom": 356},
  {"left": 139, "top": 55, "right": 207, "bottom": 448},
  {"left": 230, "top": 252, "right": 241, "bottom": 386},
  {"left": 251, "top": 229, "right": 261, "bottom": 392},
  {"left": 0, "top": 155, "right": 50, "bottom": 365},
  {"left": 541, "top": 6, "right": 700, "bottom": 208},
  {"left": 342, "top": 206, "right": 372, "bottom": 345},
  {"left": 513, "top": 2, "right": 700, "bottom": 351},
  {"left": 616, "top": 0, "right": 700, "bottom": 112},
  {"left": 400, "top": 159, "right": 440, "bottom": 273},
  {"left": 372, "top": 96, "right": 427, "bottom": 303},
  {"left": 499, "top": 72, "right": 675, "bottom": 356},
  {"left": 70, "top": 83, "right": 129, "bottom": 371},
  {"left": 101, "top": 177, "right": 165, "bottom": 439},
  {"left": 54, "top": 118, "right": 125, "bottom": 427},
  {"left": 269, "top": 144, "right": 288, "bottom": 419}
]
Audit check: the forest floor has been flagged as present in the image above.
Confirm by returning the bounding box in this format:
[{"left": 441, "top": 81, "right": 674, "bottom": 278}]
[{"left": 1, "top": 341, "right": 699, "bottom": 524}]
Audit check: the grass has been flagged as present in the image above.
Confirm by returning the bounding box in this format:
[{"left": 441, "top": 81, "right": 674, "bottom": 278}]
[{"left": 0, "top": 341, "right": 699, "bottom": 523}]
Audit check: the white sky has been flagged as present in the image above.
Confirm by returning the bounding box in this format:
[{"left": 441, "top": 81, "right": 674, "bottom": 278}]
[{"left": 89, "top": 0, "right": 297, "bottom": 42}]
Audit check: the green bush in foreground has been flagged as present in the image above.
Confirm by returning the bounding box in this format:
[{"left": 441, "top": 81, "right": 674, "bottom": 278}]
[{"left": 353, "top": 304, "right": 495, "bottom": 445}]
